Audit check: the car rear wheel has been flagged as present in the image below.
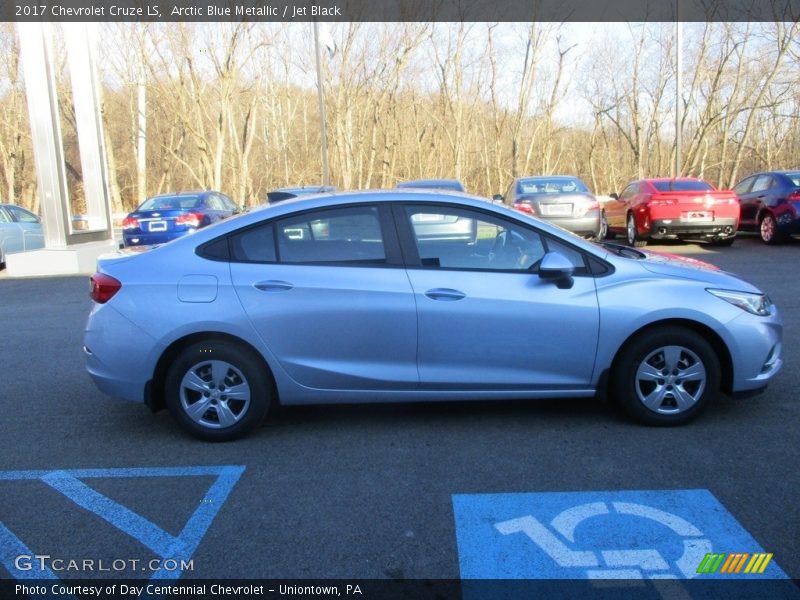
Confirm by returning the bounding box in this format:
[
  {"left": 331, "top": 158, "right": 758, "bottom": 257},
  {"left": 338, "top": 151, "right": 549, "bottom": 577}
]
[
  {"left": 165, "top": 341, "right": 271, "bottom": 441},
  {"left": 594, "top": 212, "right": 608, "bottom": 241},
  {"left": 626, "top": 213, "right": 647, "bottom": 247},
  {"left": 759, "top": 213, "right": 784, "bottom": 245},
  {"left": 612, "top": 327, "right": 719, "bottom": 425}
]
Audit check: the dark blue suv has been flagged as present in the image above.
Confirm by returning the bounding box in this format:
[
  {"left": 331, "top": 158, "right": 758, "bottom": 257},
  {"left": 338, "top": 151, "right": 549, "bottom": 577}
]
[
  {"left": 122, "top": 191, "right": 240, "bottom": 247},
  {"left": 734, "top": 171, "right": 800, "bottom": 244}
]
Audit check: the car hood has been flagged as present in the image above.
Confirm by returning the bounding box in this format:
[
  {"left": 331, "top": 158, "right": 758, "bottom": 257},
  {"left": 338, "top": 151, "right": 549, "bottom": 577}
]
[{"left": 635, "top": 248, "right": 762, "bottom": 292}]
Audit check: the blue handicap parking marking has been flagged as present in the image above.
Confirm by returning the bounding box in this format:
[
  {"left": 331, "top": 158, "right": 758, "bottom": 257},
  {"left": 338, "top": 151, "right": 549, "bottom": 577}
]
[
  {"left": 0, "top": 466, "right": 245, "bottom": 581},
  {"left": 452, "top": 489, "right": 788, "bottom": 580}
]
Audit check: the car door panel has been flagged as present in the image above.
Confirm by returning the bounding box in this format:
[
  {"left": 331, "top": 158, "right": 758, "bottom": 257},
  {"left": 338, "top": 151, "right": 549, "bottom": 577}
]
[
  {"left": 407, "top": 268, "right": 599, "bottom": 388},
  {"left": 230, "top": 204, "right": 418, "bottom": 391},
  {"left": 232, "top": 264, "right": 418, "bottom": 390},
  {"left": 399, "top": 203, "right": 600, "bottom": 390}
]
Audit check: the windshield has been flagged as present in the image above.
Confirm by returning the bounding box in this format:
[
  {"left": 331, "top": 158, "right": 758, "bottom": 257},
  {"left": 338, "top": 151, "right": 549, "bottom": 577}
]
[
  {"left": 518, "top": 177, "right": 589, "bottom": 194},
  {"left": 138, "top": 195, "right": 201, "bottom": 210},
  {"left": 786, "top": 173, "right": 800, "bottom": 187},
  {"left": 651, "top": 180, "right": 713, "bottom": 192}
]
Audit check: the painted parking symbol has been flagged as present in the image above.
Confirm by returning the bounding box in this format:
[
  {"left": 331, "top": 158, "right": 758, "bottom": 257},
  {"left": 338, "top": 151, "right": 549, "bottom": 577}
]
[
  {"left": 452, "top": 489, "right": 788, "bottom": 580},
  {"left": 0, "top": 466, "right": 244, "bottom": 581}
]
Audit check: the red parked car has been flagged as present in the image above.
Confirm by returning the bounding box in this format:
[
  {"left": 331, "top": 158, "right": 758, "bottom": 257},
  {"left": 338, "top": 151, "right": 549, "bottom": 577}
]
[{"left": 605, "top": 178, "right": 740, "bottom": 247}]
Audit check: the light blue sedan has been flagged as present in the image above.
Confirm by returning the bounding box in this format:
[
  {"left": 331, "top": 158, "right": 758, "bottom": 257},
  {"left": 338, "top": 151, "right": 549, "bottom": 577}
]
[
  {"left": 84, "top": 191, "right": 783, "bottom": 441},
  {"left": 0, "top": 204, "right": 44, "bottom": 268}
]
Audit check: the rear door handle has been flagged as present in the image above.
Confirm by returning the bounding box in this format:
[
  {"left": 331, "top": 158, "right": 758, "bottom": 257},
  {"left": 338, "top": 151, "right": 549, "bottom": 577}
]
[
  {"left": 254, "top": 280, "right": 294, "bottom": 292},
  {"left": 424, "top": 288, "right": 466, "bottom": 301}
]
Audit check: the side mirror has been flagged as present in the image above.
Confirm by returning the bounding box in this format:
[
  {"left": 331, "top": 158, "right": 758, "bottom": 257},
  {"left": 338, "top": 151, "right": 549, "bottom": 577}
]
[
  {"left": 609, "top": 192, "right": 619, "bottom": 200},
  {"left": 538, "top": 251, "right": 575, "bottom": 289},
  {"left": 492, "top": 194, "right": 504, "bottom": 203}
]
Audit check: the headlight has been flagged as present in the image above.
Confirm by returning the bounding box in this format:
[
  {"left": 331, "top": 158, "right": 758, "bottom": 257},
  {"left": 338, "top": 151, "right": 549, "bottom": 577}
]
[{"left": 707, "top": 289, "right": 773, "bottom": 316}]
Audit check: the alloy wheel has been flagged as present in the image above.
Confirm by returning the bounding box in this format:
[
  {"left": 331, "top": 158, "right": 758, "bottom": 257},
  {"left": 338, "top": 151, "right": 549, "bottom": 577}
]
[
  {"left": 179, "top": 359, "right": 251, "bottom": 428},
  {"left": 634, "top": 345, "right": 707, "bottom": 415}
]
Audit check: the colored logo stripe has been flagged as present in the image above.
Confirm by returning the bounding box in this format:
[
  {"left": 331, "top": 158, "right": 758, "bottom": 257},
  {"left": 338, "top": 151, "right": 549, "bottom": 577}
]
[
  {"left": 745, "top": 553, "right": 773, "bottom": 574},
  {"left": 697, "top": 553, "right": 773, "bottom": 574}
]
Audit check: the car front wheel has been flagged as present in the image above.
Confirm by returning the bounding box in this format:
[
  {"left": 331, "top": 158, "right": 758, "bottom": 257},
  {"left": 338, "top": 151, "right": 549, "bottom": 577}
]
[
  {"left": 612, "top": 328, "right": 719, "bottom": 425},
  {"left": 165, "top": 341, "right": 271, "bottom": 441}
]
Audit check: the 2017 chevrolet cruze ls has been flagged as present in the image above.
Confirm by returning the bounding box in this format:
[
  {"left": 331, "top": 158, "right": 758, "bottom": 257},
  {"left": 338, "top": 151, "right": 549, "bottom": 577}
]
[{"left": 84, "top": 191, "right": 783, "bottom": 441}]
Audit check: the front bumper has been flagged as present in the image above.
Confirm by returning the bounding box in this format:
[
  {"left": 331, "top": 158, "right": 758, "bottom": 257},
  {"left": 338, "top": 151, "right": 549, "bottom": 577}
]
[{"left": 724, "top": 309, "right": 783, "bottom": 393}]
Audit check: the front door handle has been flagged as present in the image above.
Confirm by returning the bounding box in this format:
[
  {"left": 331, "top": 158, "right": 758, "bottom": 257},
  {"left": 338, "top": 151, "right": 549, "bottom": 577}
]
[
  {"left": 254, "top": 280, "right": 294, "bottom": 292},
  {"left": 424, "top": 288, "right": 466, "bottom": 301}
]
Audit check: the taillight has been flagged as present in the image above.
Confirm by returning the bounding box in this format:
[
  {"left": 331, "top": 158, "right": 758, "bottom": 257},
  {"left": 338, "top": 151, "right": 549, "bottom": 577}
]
[
  {"left": 122, "top": 216, "right": 140, "bottom": 230},
  {"left": 574, "top": 200, "right": 600, "bottom": 216},
  {"left": 649, "top": 196, "right": 678, "bottom": 206},
  {"left": 514, "top": 203, "right": 534, "bottom": 214},
  {"left": 90, "top": 273, "right": 121, "bottom": 304},
  {"left": 176, "top": 212, "right": 202, "bottom": 228},
  {"left": 789, "top": 190, "right": 800, "bottom": 201}
]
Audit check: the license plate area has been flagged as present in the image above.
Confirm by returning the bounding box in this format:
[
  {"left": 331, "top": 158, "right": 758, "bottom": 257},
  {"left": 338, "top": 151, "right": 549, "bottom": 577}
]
[
  {"left": 148, "top": 220, "right": 167, "bottom": 232},
  {"left": 682, "top": 211, "right": 713, "bottom": 222},
  {"left": 541, "top": 204, "right": 572, "bottom": 216}
]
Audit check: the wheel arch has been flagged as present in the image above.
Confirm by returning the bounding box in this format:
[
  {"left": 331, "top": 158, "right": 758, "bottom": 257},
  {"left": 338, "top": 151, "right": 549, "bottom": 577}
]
[
  {"left": 609, "top": 318, "right": 733, "bottom": 395},
  {"left": 146, "top": 331, "right": 277, "bottom": 413},
  {"left": 756, "top": 206, "right": 774, "bottom": 223}
]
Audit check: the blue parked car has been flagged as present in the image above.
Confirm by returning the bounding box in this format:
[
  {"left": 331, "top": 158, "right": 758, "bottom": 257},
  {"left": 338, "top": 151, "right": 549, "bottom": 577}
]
[
  {"left": 85, "top": 190, "right": 783, "bottom": 441},
  {"left": 733, "top": 171, "right": 800, "bottom": 244},
  {"left": 122, "top": 191, "right": 240, "bottom": 247},
  {"left": 0, "top": 204, "right": 44, "bottom": 268}
]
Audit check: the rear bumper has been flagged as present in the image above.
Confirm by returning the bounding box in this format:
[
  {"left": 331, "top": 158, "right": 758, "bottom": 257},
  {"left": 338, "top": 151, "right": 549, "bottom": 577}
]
[
  {"left": 541, "top": 214, "right": 602, "bottom": 237},
  {"left": 84, "top": 303, "right": 159, "bottom": 403},
  {"left": 123, "top": 231, "right": 188, "bottom": 246},
  {"left": 647, "top": 217, "right": 738, "bottom": 240}
]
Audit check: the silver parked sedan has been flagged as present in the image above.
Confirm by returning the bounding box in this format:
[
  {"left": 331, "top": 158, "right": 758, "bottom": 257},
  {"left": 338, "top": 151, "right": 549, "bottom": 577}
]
[
  {"left": 504, "top": 175, "right": 606, "bottom": 239},
  {"left": 84, "top": 190, "right": 783, "bottom": 441}
]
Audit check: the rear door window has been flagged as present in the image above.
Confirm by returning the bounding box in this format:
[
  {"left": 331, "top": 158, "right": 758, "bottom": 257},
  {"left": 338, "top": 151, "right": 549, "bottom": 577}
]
[
  {"left": 276, "top": 206, "right": 387, "bottom": 265},
  {"left": 751, "top": 175, "right": 774, "bottom": 193}
]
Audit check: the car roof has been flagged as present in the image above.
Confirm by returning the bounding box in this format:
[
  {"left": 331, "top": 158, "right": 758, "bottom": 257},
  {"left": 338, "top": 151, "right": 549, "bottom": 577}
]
[
  {"left": 517, "top": 175, "right": 581, "bottom": 180},
  {"left": 396, "top": 179, "right": 465, "bottom": 190},
  {"left": 642, "top": 177, "right": 707, "bottom": 183},
  {"left": 752, "top": 170, "right": 800, "bottom": 176},
  {"left": 149, "top": 190, "right": 213, "bottom": 198},
  {"left": 273, "top": 186, "right": 336, "bottom": 194}
]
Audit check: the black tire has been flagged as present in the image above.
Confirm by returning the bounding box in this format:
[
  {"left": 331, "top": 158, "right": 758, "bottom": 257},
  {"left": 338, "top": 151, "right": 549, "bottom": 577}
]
[
  {"left": 626, "top": 213, "right": 647, "bottom": 248},
  {"left": 759, "top": 213, "right": 784, "bottom": 245},
  {"left": 611, "top": 327, "right": 719, "bottom": 426},
  {"left": 165, "top": 340, "right": 271, "bottom": 441},
  {"left": 594, "top": 213, "right": 608, "bottom": 242}
]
